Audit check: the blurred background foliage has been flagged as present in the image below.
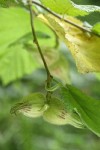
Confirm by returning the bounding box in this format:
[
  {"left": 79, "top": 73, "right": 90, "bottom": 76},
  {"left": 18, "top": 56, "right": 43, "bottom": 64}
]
[{"left": 0, "top": 0, "right": 100, "bottom": 150}]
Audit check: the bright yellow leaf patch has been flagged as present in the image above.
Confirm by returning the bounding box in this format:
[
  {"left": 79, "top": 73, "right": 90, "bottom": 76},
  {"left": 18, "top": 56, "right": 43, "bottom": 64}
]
[{"left": 38, "top": 14, "right": 100, "bottom": 73}]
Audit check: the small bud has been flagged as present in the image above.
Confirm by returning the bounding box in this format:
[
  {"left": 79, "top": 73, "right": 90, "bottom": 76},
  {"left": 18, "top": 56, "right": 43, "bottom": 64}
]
[{"left": 10, "top": 93, "right": 48, "bottom": 118}]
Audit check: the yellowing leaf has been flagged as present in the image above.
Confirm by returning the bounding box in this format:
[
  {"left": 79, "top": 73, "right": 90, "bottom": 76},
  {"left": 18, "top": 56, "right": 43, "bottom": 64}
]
[
  {"left": 35, "top": 47, "right": 59, "bottom": 67},
  {"left": 50, "top": 54, "right": 70, "bottom": 83},
  {"left": 31, "top": 46, "right": 70, "bottom": 83},
  {"left": 38, "top": 14, "right": 100, "bottom": 73}
]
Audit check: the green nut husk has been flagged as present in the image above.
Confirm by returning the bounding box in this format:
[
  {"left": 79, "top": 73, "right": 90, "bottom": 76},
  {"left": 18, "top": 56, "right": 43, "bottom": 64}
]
[
  {"left": 43, "top": 97, "right": 84, "bottom": 128},
  {"left": 10, "top": 93, "right": 48, "bottom": 118}
]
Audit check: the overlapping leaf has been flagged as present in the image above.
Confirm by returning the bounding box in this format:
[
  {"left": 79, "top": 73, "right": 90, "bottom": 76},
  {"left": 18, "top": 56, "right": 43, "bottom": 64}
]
[
  {"left": 0, "top": 7, "right": 34, "bottom": 84},
  {"left": 41, "top": 0, "right": 100, "bottom": 16},
  {"left": 0, "top": 45, "right": 39, "bottom": 85},
  {"left": 0, "top": 8, "right": 31, "bottom": 53},
  {"left": 30, "top": 47, "right": 70, "bottom": 83},
  {"left": 50, "top": 54, "right": 70, "bottom": 83},
  {"left": 0, "top": 0, "right": 23, "bottom": 8},
  {"left": 0, "top": 8, "right": 56, "bottom": 84},
  {"left": 61, "top": 85, "right": 100, "bottom": 137},
  {"left": 38, "top": 14, "right": 100, "bottom": 73}
]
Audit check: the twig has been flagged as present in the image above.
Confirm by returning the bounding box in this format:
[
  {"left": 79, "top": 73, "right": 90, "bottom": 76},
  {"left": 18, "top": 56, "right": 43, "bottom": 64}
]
[
  {"left": 28, "top": 0, "right": 53, "bottom": 101},
  {"left": 28, "top": 1, "right": 51, "bottom": 77},
  {"left": 32, "top": 0, "right": 100, "bottom": 37}
]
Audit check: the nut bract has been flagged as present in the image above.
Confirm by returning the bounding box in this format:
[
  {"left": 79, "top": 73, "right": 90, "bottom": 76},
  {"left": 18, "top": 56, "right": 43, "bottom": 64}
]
[
  {"left": 43, "top": 97, "right": 84, "bottom": 128},
  {"left": 10, "top": 93, "right": 47, "bottom": 118},
  {"left": 43, "top": 97, "right": 68, "bottom": 125}
]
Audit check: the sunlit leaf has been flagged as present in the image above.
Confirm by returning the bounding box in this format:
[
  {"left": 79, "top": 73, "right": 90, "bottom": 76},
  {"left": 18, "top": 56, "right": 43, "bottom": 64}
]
[
  {"left": 0, "top": 0, "right": 24, "bottom": 8},
  {"left": 0, "top": 7, "right": 55, "bottom": 52},
  {"left": 61, "top": 85, "right": 100, "bottom": 137},
  {"left": 92, "top": 22, "right": 100, "bottom": 36},
  {"left": 0, "top": 8, "right": 56, "bottom": 84},
  {"left": 0, "top": 0, "right": 16, "bottom": 7},
  {"left": 0, "top": 7, "right": 31, "bottom": 54},
  {"left": 0, "top": 45, "right": 39, "bottom": 85},
  {"left": 34, "top": 18, "right": 56, "bottom": 47},
  {"left": 41, "top": 0, "right": 100, "bottom": 16},
  {"left": 38, "top": 14, "right": 100, "bottom": 73}
]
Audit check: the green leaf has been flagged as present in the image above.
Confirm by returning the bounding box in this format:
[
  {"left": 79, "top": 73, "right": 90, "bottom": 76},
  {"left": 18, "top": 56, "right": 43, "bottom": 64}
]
[
  {"left": 95, "top": 73, "right": 100, "bottom": 80},
  {"left": 0, "top": 45, "right": 39, "bottom": 85},
  {"left": 0, "top": 7, "right": 31, "bottom": 54},
  {"left": 10, "top": 92, "right": 47, "bottom": 117},
  {"left": 0, "top": 8, "right": 56, "bottom": 84},
  {"left": 92, "top": 22, "right": 100, "bottom": 36},
  {"left": 0, "top": 0, "right": 24, "bottom": 8},
  {"left": 61, "top": 85, "right": 100, "bottom": 137},
  {"left": 34, "top": 18, "right": 56, "bottom": 47},
  {"left": 38, "top": 14, "right": 100, "bottom": 73},
  {"left": 41, "top": 0, "right": 100, "bottom": 16},
  {"left": 0, "top": 7, "right": 55, "bottom": 52},
  {"left": 0, "top": 0, "right": 16, "bottom": 7},
  {"left": 0, "top": 7, "right": 35, "bottom": 84}
]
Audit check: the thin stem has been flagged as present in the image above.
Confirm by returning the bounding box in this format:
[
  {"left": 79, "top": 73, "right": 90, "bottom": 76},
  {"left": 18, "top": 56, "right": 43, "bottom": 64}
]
[
  {"left": 28, "top": 0, "right": 53, "bottom": 102},
  {"left": 28, "top": 1, "right": 51, "bottom": 77},
  {"left": 32, "top": 0, "right": 99, "bottom": 37}
]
